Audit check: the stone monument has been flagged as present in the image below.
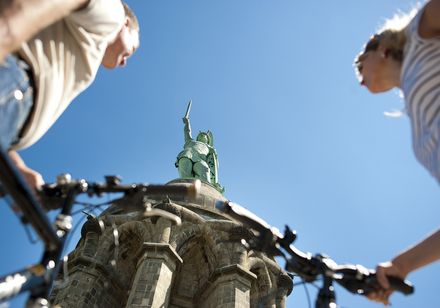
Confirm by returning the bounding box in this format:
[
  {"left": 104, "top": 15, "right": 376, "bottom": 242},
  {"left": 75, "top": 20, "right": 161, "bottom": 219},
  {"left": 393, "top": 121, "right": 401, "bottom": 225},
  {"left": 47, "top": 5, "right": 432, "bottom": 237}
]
[{"left": 50, "top": 103, "right": 292, "bottom": 307}]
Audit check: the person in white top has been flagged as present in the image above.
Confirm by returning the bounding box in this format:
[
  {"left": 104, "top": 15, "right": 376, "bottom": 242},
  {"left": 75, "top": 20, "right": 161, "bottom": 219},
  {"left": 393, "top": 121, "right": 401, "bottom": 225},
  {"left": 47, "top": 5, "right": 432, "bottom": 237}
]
[
  {"left": 0, "top": 0, "right": 140, "bottom": 190},
  {"left": 355, "top": 0, "right": 440, "bottom": 305}
]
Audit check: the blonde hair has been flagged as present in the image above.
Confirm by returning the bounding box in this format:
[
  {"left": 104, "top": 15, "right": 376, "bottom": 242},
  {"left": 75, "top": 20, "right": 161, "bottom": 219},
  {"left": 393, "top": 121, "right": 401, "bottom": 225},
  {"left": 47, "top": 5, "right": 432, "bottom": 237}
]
[
  {"left": 354, "top": 6, "right": 419, "bottom": 75},
  {"left": 374, "top": 8, "right": 418, "bottom": 61},
  {"left": 123, "top": 2, "right": 139, "bottom": 32}
]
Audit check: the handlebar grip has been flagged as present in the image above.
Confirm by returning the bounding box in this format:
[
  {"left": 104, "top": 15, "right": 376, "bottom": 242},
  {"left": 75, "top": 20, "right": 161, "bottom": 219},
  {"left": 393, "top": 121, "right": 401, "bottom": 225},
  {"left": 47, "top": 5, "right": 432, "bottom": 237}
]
[
  {"left": 335, "top": 266, "right": 415, "bottom": 297},
  {"left": 387, "top": 276, "right": 414, "bottom": 295}
]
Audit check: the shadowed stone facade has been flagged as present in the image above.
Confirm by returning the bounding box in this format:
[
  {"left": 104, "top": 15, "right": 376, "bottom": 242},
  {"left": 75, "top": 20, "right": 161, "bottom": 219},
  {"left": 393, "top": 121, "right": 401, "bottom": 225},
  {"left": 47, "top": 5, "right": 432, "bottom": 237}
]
[{"left": 50, "top": 180, "right": 293, "bottom": 307}]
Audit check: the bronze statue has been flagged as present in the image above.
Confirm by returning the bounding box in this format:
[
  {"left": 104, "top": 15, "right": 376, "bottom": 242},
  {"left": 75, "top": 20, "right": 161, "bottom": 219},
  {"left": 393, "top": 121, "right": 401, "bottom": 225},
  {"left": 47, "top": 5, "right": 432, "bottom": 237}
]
[{"left": 175, "top": 101, "right": 224, "bottom": 193}]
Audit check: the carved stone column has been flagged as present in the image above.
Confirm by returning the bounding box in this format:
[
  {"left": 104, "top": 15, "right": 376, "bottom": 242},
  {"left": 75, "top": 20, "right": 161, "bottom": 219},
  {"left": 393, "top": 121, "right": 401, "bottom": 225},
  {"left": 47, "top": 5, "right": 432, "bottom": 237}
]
[
  {"left": 197, "top": 264, "right": 257, "bottom": 308},
  {"left": 126, "top": 243, "right": 183, "bottom": 308}
]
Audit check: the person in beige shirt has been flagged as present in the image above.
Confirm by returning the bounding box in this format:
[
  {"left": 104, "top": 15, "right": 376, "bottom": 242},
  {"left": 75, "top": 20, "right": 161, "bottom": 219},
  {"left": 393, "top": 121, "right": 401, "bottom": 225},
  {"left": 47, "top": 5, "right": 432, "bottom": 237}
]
[{"left": 0, "top": 0, "right": 140, "bottom": 190}]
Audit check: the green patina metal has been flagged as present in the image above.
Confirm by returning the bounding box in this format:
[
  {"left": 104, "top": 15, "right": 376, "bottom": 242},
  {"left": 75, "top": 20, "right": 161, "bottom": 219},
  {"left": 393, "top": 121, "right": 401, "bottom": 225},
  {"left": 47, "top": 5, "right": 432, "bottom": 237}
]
[{"left": 175, "top": 101, "right": 224, "bottom": 194}]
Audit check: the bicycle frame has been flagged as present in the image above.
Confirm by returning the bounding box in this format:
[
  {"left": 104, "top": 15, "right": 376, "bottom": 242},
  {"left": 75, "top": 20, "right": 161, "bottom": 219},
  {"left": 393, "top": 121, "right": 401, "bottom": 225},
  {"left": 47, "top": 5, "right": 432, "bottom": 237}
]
[
  {"left": 0, "top": 146, "right": 83, "bottom": 305},
  {"left": 0, "top": 147, "right": 60, "bottom": 249}
]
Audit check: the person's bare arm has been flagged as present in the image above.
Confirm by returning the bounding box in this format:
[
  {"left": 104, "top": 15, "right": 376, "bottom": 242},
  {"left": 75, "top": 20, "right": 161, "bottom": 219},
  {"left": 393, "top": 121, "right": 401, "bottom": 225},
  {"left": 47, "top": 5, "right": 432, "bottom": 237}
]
[
  {"left": 8, "top": 150, "right": 44, "bottom": 190},
  {"left": 419, "top": 0, "right": 440, "bottom": 38},
  {"left": 390, "top": 228, "right": 440, "bottom": 275},
  {"left": 0, "top": 0, "right": 89, "bottom": 62},
  {"left": 369, "top": 228, "right": 440, "bottom": 305}
]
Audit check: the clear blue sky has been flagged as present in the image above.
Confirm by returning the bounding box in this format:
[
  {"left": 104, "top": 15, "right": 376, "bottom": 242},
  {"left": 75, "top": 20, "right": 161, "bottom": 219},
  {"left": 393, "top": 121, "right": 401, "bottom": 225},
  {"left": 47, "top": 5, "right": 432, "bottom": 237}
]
[{"left": 1, "top": 1, "right": 439, "bottom": 307}]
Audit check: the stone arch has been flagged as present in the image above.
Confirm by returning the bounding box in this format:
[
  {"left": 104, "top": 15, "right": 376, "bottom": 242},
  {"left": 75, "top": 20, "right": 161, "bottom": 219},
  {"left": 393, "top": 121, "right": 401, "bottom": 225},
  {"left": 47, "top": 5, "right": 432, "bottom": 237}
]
[
  {"left": 203, "top": 220, "right": 250, "bottom": 267},
  {"left": 112, "top": 221, "right": 152, "bottom": 289},
  {"left": 248, "top": 252, "right": 293, "bottom": 307},
  {"left": 248, "top": 256, "right": 275, "bottom": 307},
  {"left": 169, "top": 220, "right": 254, "bottom": 306},
  {"left": 169, "top": 224, "right": 219, "bottom": 305}
]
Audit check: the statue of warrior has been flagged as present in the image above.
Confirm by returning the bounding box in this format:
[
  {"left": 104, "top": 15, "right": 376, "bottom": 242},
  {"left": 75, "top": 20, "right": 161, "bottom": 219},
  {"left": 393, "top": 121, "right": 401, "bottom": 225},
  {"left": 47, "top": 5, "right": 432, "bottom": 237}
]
[{"left": 175, "top": 101, "right": 224, "bottom": 193}]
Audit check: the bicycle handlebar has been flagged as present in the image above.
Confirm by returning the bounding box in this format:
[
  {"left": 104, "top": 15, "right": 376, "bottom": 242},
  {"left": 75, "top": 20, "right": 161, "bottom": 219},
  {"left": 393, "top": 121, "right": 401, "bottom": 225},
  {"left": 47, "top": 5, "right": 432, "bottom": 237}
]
[
  {"left": 215, "top": 200, "right": 414, "bottom": 300},
  {"left": 39, "top": 174, "right": 200, "bottom": 210},
  {"left": 0, "top": 162, "right": 413, "bottom": 307}
]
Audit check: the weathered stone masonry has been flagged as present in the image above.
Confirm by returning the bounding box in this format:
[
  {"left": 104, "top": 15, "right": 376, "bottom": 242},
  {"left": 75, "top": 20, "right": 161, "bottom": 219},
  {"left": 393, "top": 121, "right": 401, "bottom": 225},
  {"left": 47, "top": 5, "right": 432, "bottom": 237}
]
[{"left": 50, "top": 180, "right": 293, "bottom": 308}]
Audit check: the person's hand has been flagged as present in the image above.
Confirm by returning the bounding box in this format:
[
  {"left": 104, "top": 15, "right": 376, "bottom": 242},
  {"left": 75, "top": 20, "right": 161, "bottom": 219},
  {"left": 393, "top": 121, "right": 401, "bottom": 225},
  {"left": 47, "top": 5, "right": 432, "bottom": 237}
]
[
  {"left": 368, "top": 261, "right": 408, "bottom": 305},
  {"left": 7, "top": 151, "right": 45, "bottom": 213},
  {"left": 8, "top": 151, "right": 45, "bottom": 191},
  {"left": 17, "top": 164, "right": 45, "bottom": 191}
]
